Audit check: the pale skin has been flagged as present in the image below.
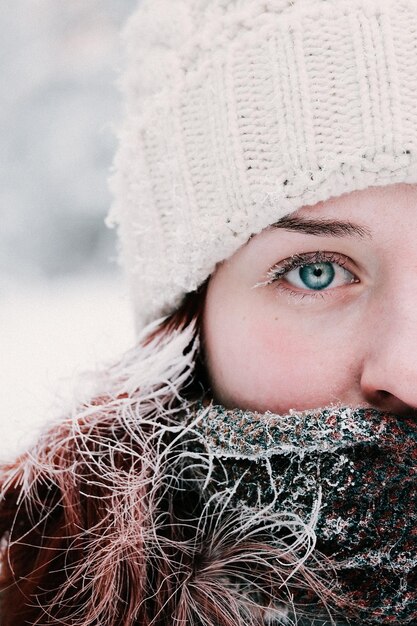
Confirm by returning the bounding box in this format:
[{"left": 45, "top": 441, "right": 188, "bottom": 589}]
[{"left": 202, "top": 182, "right": 417, "bottom": 416}]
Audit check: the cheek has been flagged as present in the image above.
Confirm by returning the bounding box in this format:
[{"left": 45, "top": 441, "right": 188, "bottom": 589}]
[{"left": 205, "top": 309, "right": 356, "bottom": 413}]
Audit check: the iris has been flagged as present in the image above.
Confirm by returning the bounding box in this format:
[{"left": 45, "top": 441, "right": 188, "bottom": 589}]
[{"left": 299, "top": 262, "right": 335, "bottom": 290}]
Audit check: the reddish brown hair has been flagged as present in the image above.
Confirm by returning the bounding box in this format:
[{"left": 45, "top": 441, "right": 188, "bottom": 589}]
[{"left": 0, "top": 284, "right": 209, "bottom": 625}]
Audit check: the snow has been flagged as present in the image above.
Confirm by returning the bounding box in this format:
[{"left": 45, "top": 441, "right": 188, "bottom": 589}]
[{"left": 0, "top": 275, "right": 135, "bottom": 461}]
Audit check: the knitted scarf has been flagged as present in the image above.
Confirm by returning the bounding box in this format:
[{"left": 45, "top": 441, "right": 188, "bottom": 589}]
[{"left": 184, "top": 403, "right": 417, "bottom": 625}]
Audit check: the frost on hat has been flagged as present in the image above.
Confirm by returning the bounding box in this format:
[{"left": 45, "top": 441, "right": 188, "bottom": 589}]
[{"left": 108, "top": 0, "right": 417, "bottom": 333}]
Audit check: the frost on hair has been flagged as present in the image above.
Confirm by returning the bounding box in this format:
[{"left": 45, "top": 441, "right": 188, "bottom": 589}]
[{"left": 0, "top": 284, "right": 342, "bottom": 626}]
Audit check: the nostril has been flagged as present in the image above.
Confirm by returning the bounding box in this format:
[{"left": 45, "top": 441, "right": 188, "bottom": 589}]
[
  {"left": 364, "top": 387, "right": 390, "bottom": 404},
  {"left": 377, "top": 389, "right": 390, "bottom": 399},
  {"left": 363, "top": 387, "right": 417, "bottom": 416}
]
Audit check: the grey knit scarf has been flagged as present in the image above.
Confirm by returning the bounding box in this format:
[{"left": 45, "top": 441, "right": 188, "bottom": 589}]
[{"left": 189, "top": 403, "right": 417, "bottom": 625}]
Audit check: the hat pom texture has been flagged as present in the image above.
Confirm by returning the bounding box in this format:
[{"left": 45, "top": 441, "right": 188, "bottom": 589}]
[{"left": 108, "top": 0, "right": 417, "bottom": 332}]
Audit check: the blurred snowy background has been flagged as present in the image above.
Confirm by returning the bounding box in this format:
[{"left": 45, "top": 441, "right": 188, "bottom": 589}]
[{"left": 0, "top": 1, "right": 138, "bottom": 460}]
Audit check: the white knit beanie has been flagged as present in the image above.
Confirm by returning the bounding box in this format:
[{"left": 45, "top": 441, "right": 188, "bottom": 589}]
[{"left": 108, "top": 0, "right": 417, "bottom": 333}]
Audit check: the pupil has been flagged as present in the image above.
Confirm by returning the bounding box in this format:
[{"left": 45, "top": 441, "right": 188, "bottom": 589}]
[{"left": 299, "top": 262, "right": 335, "bottom": 290}]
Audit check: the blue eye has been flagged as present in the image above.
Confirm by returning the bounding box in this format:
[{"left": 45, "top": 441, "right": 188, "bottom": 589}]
[
  {"left": 257, "top": 251, "right": 360, "bottom": 298},
  {"left": 283, "top": 259, "right": 355, "bottom": 291}
]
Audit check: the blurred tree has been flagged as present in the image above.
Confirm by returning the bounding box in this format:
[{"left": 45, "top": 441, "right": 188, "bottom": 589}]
[{"left": 0, "top": 0, "right": 136, "bottom": 286}]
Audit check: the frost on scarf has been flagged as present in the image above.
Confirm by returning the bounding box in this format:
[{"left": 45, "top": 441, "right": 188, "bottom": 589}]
[{"left": 190, "top": 404, "right": 417, "bottom": 624}]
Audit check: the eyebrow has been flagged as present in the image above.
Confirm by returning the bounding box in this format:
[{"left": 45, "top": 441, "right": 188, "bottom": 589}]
[{"left": 270, "top": 215, "right": 372, "bottom": 239}]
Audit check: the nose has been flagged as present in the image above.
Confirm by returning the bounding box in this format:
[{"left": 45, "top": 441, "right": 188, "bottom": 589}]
[{"left": 360, "top": 301, "right": 417, "bottom": 415}]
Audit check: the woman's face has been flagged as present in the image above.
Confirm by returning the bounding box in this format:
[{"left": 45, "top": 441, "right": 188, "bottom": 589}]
[{"left": 202, "top": 183, "right": 417, "bottom": 415}]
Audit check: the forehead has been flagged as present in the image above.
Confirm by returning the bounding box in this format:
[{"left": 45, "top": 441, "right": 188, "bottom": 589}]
[{"left": 294, "top": 183, "right": 417, "bottom": 223}]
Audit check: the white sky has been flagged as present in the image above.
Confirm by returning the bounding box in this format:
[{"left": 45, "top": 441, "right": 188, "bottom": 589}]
[{"left": 0, "top": 275, "right": 134, "bottom": 461}]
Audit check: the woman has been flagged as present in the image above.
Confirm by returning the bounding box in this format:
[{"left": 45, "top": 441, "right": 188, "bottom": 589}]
[{"left": 1, "top": 0, "right": 417, "bottom": 624}]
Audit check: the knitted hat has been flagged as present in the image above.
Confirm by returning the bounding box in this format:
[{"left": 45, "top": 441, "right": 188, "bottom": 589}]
[{"left": 108, "top": 0, "right": 417, "bottom": 333}]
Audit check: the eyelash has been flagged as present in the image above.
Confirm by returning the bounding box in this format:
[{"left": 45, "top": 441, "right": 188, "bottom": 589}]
[{"left": 261, "top": 251, "right": 359, "bottom": 301}]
